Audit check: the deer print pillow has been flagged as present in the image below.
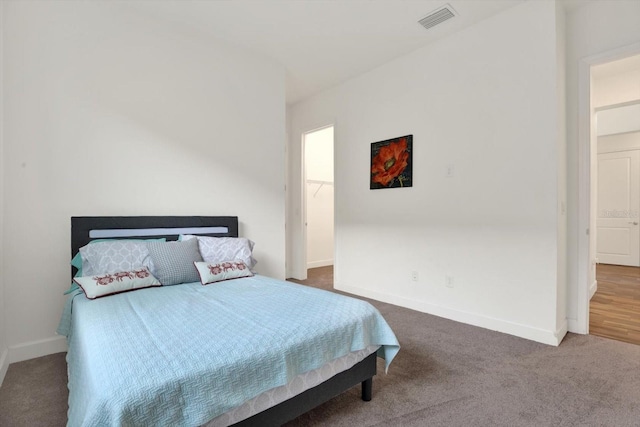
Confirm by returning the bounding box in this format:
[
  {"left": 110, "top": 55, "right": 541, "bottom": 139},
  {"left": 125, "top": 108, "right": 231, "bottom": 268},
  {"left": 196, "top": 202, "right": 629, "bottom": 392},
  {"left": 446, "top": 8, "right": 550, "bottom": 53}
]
[
  {"left": 194, "top": 261, "right": 254, "bottom": 285},
  {"left": 73, "top": 268, "right": 161, "bottom": 299}
]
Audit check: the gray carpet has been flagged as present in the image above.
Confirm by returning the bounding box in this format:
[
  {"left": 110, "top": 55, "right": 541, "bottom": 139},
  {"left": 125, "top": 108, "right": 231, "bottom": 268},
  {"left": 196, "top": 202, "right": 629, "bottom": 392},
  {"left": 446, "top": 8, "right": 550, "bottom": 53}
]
[
  {"left": 1, "top": 278, "right": 640, "bottom": 426},
  {"left": 0, "top": 352, "right": 68, "bottom": 426}
]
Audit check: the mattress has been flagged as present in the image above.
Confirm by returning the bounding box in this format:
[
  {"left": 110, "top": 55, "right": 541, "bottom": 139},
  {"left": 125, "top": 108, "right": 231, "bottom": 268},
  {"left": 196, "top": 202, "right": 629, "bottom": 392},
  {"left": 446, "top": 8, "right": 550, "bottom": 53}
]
[{"left": 61, "top": 275, "right": 399, "bottom": 426}]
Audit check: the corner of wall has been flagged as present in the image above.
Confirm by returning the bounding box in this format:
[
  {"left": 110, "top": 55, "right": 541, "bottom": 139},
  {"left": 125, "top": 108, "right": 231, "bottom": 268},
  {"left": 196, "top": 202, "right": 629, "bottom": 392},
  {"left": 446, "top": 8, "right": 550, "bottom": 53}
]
[
  {"left": 556, "top": 0, "right": 569, "bottom": 332},
  {"left": 8, "top": 336, "right": 67, "bottom": 364},
  {"left": 0, "top": 0, "right": 7, "bottom": 387},
  {"left": 554, "top": 319, "right": 569, "bottom": 346},
  {"left": 0, "top": 349, "right": 8, "bottom": 386}
]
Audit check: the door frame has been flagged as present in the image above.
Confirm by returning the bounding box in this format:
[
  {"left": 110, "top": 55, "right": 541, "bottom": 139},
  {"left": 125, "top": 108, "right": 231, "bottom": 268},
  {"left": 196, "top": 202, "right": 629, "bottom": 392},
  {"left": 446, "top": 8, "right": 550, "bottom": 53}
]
[
  {"left": 300, "top": 123, "right": 334, "bottom": 280},
  {"left": 576, "top": 42, "right": 640, "bottom": 334}
]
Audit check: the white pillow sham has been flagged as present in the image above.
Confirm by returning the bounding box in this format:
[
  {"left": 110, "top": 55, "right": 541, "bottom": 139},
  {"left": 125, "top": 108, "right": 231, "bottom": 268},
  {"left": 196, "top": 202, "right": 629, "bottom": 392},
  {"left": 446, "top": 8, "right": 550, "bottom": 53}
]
[
  {"left": 73, "top": 268, "right": 161, "bottom": 299},
  {"left": 181, "top": 235, "right": 257, "bottom": 270},
  {"left": 80, "top": 240, "right": 156, "bottom": 276},
  {"left": 194, "top": 261, "right": 253, "bottom": 285}
]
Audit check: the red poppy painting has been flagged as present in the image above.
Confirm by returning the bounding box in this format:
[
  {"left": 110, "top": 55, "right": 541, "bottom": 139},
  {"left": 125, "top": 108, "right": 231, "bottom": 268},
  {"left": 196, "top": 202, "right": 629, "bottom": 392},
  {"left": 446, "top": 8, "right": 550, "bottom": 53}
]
[{"left": 370, "top": 135, "right": 413, "bottom": 189}]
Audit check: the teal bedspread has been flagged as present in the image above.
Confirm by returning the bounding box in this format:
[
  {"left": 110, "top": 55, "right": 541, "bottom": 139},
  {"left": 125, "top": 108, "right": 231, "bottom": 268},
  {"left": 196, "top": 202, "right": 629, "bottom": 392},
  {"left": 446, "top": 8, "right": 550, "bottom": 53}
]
[{"left": 61, "top": 275, "right": 399, "bottom": 426}]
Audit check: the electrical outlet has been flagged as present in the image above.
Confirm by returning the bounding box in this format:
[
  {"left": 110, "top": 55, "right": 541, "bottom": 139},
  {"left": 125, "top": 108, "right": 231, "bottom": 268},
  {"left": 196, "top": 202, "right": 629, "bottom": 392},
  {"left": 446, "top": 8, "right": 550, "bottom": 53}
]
[
  {"left": 411, "top": 271, "right": 419, "bottom": 282},
  {"left": 445, "top": 275, "right": 454, "bottom": 288}
]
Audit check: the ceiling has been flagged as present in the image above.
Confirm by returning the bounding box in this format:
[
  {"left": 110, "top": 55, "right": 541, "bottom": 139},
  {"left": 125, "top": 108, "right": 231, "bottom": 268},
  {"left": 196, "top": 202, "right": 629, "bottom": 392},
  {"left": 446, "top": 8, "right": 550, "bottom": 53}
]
[
  {"left": 125, "top": 0, "right": 529, "bottom": 104},
  {"left": 123, "top": 0, "right": 550, "bottom": 104}
]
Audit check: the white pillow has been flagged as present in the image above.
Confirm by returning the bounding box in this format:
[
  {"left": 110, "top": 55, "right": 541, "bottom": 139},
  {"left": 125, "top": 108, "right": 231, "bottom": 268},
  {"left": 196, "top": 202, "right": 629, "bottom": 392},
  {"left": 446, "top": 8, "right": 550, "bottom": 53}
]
[
  {"left": 194, "top": 261, "right": 253, "bottom": 285},
  {"left": 73, "top": 268, "right": 161, "bottom": 299},
  {"left": 181, "top": 235, "right": 257, "bottom": 270},
  {"left": 80, "top": 240, "right": 155, "bottom": 276}
]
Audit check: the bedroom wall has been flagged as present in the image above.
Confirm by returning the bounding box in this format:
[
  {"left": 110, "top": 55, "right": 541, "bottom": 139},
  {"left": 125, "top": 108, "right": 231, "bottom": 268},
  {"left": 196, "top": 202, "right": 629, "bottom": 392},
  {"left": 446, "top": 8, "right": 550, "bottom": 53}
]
[
  {"left": 2, "top": 1, "right": 285, "bottom": 362},
  {"left": 565, "top": 0, "right": 640, "bottom": 331},
  {"left": 289, "top": 0, "right": 566, "bottom": 345}
]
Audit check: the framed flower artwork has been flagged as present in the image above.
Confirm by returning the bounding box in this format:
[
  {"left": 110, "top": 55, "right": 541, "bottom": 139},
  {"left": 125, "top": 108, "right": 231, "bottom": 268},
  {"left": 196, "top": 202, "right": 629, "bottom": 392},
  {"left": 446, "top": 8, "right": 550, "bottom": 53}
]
[{"left": 370, "top": 135, "right": 413, "bottom": 189}]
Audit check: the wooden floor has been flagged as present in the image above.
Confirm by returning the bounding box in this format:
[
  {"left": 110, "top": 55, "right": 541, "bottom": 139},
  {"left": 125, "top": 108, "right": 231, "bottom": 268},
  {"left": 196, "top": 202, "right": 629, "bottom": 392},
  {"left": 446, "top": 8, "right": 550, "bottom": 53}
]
[{"left": 590, "top": 264, "right": 640, "bottom": 346}]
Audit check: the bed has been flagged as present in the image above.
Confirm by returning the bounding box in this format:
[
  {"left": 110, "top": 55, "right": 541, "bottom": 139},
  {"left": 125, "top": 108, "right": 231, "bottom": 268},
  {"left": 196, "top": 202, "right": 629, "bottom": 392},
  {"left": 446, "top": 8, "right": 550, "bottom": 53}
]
[{"left": 59, "top": 216, "right": 399, "bottom": 426}]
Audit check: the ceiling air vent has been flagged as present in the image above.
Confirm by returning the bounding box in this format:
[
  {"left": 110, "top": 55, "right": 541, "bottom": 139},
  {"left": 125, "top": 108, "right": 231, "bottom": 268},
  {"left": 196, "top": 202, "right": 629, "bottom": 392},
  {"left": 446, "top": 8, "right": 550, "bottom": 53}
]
[{"left": 418, "top": 4, "right": 456, "bottom": 30}]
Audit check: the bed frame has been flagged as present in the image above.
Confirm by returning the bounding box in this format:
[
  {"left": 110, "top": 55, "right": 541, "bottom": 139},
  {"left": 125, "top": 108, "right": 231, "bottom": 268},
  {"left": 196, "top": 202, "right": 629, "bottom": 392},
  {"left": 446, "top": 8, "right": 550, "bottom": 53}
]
[{"left": 70, "top": 216, "right": 376, "bottom": 426}]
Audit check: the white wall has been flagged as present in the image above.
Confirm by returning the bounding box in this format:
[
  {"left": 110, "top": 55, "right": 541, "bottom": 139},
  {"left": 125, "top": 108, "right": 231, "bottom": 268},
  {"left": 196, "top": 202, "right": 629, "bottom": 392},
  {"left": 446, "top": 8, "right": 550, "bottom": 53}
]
[
  {"left": 305, "top": 126, "right": 334, "bottom": 268},
  {"left": 597, "top": 103, "right": 640, "bottom": 136},
  {"left": 289, "top": 1, "right": 565, "bottom": 345},
  {"left": 0, "top": 0, "right": 8, "bottom": 385},
  {"left": 593, "top": 63, "right": 640, "bottom": 108},
  {"left": 2, "top": 1, "right": 285, "bottom": 362},
  {"left": 598, "top": 131, "right": 640, "bottom": 154},
  {"left": 593, "top": 58, "right": 640, "bottom": 136},
  {"left": 591, "top": 56, "right": 640, "bottom": 136},
  {"left": 565, "top": 0, "right": 640, "bottom": 332}
]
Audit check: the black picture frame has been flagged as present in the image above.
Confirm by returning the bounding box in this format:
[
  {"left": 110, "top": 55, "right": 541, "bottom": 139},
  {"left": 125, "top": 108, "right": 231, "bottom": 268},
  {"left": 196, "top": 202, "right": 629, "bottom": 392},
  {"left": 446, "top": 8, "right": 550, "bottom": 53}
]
[{"left": 370, "top": 135, "right": 413, "bottom": 189}]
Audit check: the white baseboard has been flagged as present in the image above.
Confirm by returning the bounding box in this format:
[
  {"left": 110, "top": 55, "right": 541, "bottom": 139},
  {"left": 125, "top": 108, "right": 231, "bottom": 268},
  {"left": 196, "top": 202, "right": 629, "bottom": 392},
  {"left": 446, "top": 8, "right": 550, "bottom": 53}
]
[
  {"left": 589, "top": 280, "right": 598, "bottom": 300},
  {"left": 0, "top": 348, "right": 9, "bottom": 387},
  {"left": 567, "top": 317, "right": 588, "bottom": 334},
  {"left": 566, "top": 281, "right": 598, "bottom": 335},
  {"left": 8, "top": 335, "right": 67, "bottom": 364},
  {"left": 555, "top": 320, "right": 569, "bottom": 344},
  {"left": 307, "top": 259, "right": 333, "bottom": 269},
  {"left": 336, "top": 284, "right": 564, "bottom": 346}
]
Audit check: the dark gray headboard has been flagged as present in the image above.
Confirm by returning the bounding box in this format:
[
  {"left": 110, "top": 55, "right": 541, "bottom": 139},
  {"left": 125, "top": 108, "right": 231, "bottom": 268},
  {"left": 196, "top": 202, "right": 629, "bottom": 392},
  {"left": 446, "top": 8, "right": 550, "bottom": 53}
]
[{"left": 71, "top": 216, "right": 239, "bottom": 276}]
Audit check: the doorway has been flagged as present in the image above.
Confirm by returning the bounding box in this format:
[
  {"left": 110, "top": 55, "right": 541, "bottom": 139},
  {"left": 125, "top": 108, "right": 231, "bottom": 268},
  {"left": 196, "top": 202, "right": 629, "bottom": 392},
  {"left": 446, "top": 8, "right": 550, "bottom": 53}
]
[
  {"left": 303, "top": 125, "right": 334, "bottom": 279},
  {"left": 589, "top": 55, "right": 640, "bottom": 345}
]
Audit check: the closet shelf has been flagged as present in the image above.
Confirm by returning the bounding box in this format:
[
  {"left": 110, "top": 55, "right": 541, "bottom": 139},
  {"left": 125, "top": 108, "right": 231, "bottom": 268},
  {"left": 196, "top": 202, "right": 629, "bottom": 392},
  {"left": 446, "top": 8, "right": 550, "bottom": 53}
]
[{"left": 307, "top": 179, "right": 334, "bottom": 197}]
